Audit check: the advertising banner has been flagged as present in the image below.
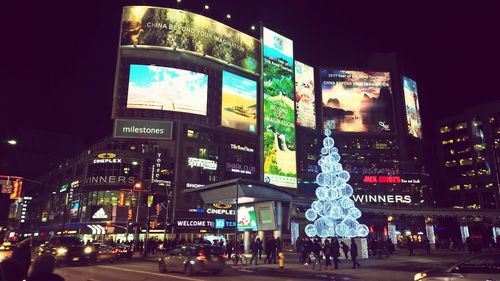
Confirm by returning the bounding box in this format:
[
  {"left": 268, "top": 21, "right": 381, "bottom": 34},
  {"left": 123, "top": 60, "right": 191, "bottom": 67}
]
[
  {"left": 295, "top": 61, "right": 316, "bottom": 129},
  {"left": 262, "top": 27, "right": 297, "bottom": 188},
  {"left": 221, "top": 71, "right": 257, "bottom": 133},
  {"left": 127, "top": 64, "right": 208, "bottom": 115},
  {"left": 237, "top": 205, "right": 257, "bottom": 230},
  {"left": 254, "top": 201, "right": 276, "bottom": 231},
  {"left": 121, "top": 6, "right": 261, "bottom": 75},
  {"left": 403, "top": 76, "right": 422, "bottom": 138},
  {"left": 114, "top": 119, "right": 173, "bottom": 140},
  {"left": 321, "top": 70, "right": 394, "bottom": 133}
]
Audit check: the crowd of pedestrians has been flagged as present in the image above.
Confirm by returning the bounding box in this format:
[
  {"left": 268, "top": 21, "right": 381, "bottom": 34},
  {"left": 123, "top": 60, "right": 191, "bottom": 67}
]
[{"left": 296, "top": 237, "right": 360, "bottom": 271}]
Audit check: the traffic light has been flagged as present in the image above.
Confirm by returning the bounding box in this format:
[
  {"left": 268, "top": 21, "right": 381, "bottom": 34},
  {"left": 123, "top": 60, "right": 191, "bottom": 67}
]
[
  {"left": 41, "top": 211, "right": 48, "bottom": 222},
  {"left": 149, "top": 219, "right": 157, "bottom": 229},
  {"left": 155, "top": 203, "right": 161, "bottom": 216},
  {"left": 127, "top": 209, "right": 133, "bottom": 220},
  {"left": 9, "top": 179, "right": 22, "bottom": 200},
  {"left": 118, "top": 191, "right": 126, "bottom": 207}
]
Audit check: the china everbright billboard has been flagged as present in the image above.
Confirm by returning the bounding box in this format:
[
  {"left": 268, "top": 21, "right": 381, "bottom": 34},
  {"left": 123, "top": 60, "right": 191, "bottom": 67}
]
[
  {"left": 262, "top": 27, "right": 297, "bottom": 188},
  {"left": 321, "top": 70, "right": 394, "bottom": 133},
  {"left": 403, "top": 76, "right": 422, "bottom": 138},
  {"left": 295, "top": 61, "right": 316, "bottom": 129},
  {"left": 121, "top": 6, "right": 261, "bottom": 75}
]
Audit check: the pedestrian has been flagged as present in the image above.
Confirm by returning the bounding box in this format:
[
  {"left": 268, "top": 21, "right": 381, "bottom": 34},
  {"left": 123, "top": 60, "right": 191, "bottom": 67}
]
[
  {"left": 350, "top": 238, "right": 360, "bottom": 269},
  {"left": 331, "top": 238, "right": 341, "bottom": 269},
  {"left": 225, "top": 240, "right": 233, "bottom": 260},
  {"left": 274, "top": 237, "right": 282, "bottom": 264},
  {"left": 258, "top": 237, "right": 263, "bottom": 260},
  {"left": 323, "top": 239, "right": 331, "bottom": 270},
  {"left": 341, "top": 241, "right": 349, "bottom": 260},
  {"left": 312, "top": 239, "right": 322, "bottom": 271},
  {"left": 305, "top": 237, "right": 313, "bottom": 265},
  {"left": 1, "top": 238, "right": 32, "bottom": 281},
  {"left": 407, "top": 237, "right": 415, "bottom": 256},
  {"left": 423, "top": 237, "right": 431, "bottom": 255},
  {"left": 27, "top": 254, "right": 64, "bottom": 281},
  {"left": 296, "top": 237, "right": 304, "bottom": 262},
  {"left": 250, "top": 238, "right": 261, "bottom": 265}
]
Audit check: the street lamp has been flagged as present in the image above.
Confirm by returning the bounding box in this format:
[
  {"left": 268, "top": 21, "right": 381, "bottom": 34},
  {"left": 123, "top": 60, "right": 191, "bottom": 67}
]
[
  {"left": 204, "top": 4, "right": 209, "bottom": 10},
  {"left": 6, "top": 140, "right": 17, "bottom": 145},
  {"left": 226, "top": 14, "right": 231, "bottom": 19}
]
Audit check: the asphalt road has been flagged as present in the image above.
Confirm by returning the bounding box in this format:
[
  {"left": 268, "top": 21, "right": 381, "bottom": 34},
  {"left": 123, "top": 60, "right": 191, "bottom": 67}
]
[{"left": 55, "top": 260, "right": 349, "bottom": 281}]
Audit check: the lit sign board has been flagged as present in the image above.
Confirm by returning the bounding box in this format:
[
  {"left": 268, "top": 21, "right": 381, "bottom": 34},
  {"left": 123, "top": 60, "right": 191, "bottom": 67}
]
[
  {"left": 237, "top": 206, "right": 257, "bottom": 230},
  {"left": 151, "top": 151, "right": 173, "bottom": 187},
  {"left": 121, "top": 6, "right": 261, "bottom": 74},
  {"left": 295, "top": 60, "right": 316, "bottom": 129},
  {"left": 92, "top": 208, "right": 109, "bottom": 219},
  {"left": 320, "top": 70, "right": 394, "bottom": 132},
  {"left": 262, "top": 27, "right": 297, "bottom": 188},
  {"left": 187, "top": 157, "right": 217, "bottom": 170},
  {"left": 362, "top": 175, "right": 421, "bottom": 184},
  {"left": 175, "top": 219, "right": 215, "bottom": 228},
  {"left": 226, "top": 162, "right": 256, "bottom": 175},
  {"left": 352, "top": 194, "right": 412, "bottom": 204},
  {"left": 188, "top": 208, "right": 236, "bottom": 215},
  {"left": 213, "top": 203, "right": 232, "bottom": 209},
  {"left": 82, "top": 176, "right": 135, "bottom": 185},
  {"left": 59, "top": 183, "right": 68, "bottom": 193},
  {"left": 127, "top": 64, "right": 208, "bottom": 115},
  {"left": 403, "top": 76, "right": 422, "bottom": 139},
  {"left": 93, "top": 159, "right": 122, "bottom": 164},
  {"left": 255, "top": 202, "right": 276, "bottom": 231},
  {"left": 97, "top": 153, "right": 117, "bottom": 159},
  {"left": 221, "top": 71, "right": 257, "bottom": 133},
  {"left": 114, "top": 119, "right": 173, "bottom": 140},
  {"left": 230, "top": 144, "right": 255, "bottom": 153},
  {"left": 186, "top": 183, "right": 205, "bottom": 189}
]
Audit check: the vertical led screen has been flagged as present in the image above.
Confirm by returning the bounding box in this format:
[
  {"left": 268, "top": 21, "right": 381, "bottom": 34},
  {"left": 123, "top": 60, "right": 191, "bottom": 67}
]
[
  {"left": 221, "top": 71, "right": 257, "bottom": 133},
  {"left": 237, "top": 205, "right": 257, "bottom": 230},
  {"left": 321, "top": 70, "right": 394, "bottom": 132},
  {"left": 403, "top": 76, "right": 422, "bottom": 138},
  {"left": 295, "top": 61, "right": 316, "bottom": 129},
  {"left": 262, "top": 27, "right": 297, "bottom": 188},
  {"left": 127, "top": 64, "right": 208, "bottom": 115}
]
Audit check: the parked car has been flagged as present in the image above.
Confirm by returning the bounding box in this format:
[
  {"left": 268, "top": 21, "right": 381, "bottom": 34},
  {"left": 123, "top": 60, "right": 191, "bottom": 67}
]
[
  {"left": 113, "top": 244, "right": 133, "bottom": 260},
  {"left": 92, "top": 243, "right": 116, "bottom": 263},
  {"left": 414, "top": 252, "right": 500, "bottom": 281},
  {"left": 36, "top": 236, "right": 95, "bottom": 265},
  {"left": 0, "top": 242, "right": 17, "bottom": 262},
  {"left": 158, "top": 244, "right": 225, "bottom": 276}
]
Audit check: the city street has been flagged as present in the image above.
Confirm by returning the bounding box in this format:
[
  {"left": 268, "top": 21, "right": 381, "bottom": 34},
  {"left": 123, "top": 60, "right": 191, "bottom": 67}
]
[{"left": 54, "top": 249, "right": 471, "bottom": 281}]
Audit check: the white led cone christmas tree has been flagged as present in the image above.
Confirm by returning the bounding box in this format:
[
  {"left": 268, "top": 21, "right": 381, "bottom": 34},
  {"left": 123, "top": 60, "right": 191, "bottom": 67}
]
[{"left": 304, "top": 128, "right": 369, "bottom": 238}]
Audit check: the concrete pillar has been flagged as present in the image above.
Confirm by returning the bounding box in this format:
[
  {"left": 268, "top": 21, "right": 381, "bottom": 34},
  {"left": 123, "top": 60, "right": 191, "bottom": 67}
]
[
  {"left": 275, "top": 201, "right": 282, "bottom": 238},
  {"left": 244, "top": 230, "right": 251, "bottom": 253},
  {"left": 388, "top": 223, "right": 397, "bottom": 245}
]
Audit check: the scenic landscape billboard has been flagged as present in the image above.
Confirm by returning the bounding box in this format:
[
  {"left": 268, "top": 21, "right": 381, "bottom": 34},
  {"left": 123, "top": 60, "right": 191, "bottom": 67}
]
[
  {"left": 321, "top": 70, "right": 394, "bottom": 133},
  {"left": 403, "top": 76, "right": 422, "bottom": 138},
  {"left": 295, "top": 61, "right": 316, "bottom": 129},
  {"left": 127, "top": 64, "right": 208, "bottom": 116},
  {"left": 121, "top": 6, "right": 261, "bottom": 74},
  {"left": 221, "top": 71, "right": 257, "bottom": 133},
  {"left": 262, "top": 27, "right": 297, "bottom": 188}
]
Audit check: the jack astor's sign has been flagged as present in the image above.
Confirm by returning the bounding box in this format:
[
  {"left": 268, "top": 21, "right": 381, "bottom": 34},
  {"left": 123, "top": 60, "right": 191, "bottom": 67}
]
[{"left": 83, "top": 176, "right": 135, "bottom": 185}]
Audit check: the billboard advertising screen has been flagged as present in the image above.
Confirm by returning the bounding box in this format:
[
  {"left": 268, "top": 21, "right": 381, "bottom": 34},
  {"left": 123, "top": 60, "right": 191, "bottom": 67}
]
[
  {"left": 127, "top": 64, "right": 208, "bottom": 116},
  {"left": 295, "top": 61, "right": 316, "bottom": 129},
  {"left": 262, "top": 27, "right": 297, "bottom": 188},
  {"left": 254, "top": 201, "right": 276, "bottom": 231},
  {"left": 121, "top": 6, "right": 261, "bottom": 75},
  {"left": 221, "top": 71, "right": 257, "bottom": 133},
  {"left": 321, "top": 70, "right": 394, "bottom": 133},
  {"left": 237, "top": 205, "right": 257, "bottom": 230},
  {"left": 403, "top": 76, "right": 422, "bottom": 138}
]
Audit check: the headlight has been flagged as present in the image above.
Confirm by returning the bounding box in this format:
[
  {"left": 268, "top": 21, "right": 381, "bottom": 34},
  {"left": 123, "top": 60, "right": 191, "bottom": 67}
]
[
  {"left": 84, "top": 246, "right": 93, "bottom": 254},
  {"left": 414, "top": 272, "right": 427, "bottom": 281},
  {"left": 56, "top": 247, "right": 68, "bottom": 256}
]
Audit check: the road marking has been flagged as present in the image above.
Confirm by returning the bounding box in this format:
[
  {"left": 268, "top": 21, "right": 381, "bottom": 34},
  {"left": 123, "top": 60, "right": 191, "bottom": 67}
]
[{"left": 97, "top": 265, "right": 206, "bottom": 281}]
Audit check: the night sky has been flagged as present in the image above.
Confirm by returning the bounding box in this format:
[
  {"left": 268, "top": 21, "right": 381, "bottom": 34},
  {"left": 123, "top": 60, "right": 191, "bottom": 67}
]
[{"left": 2, "top": 1, "right": 499, "bottom": 145}]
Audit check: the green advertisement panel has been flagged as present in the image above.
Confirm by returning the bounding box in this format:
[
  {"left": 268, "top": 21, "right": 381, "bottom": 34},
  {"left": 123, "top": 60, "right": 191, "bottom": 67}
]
[
  {"left": 237, "top": 206, "right": 257, "bottom": 230},
  {"left": 121, "top": 6, "right": 261, "bottom": 75},
  {"left": 262, "top": 27, "right": 297, "bottom": 188}
]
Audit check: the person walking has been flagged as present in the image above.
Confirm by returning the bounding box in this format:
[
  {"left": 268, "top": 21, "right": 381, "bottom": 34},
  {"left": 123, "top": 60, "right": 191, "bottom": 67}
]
[
  {"left": 407, "top": 236, "right": 415, "bottom": 256},
  {"left": 264, "top": 236, "right": 272, "bottom": 264},
  {"left": 312, "top": 239, "right": 322, "bottom": 271},
  {"left": 323, "top": 239, "right": 331, "bottom": 270},
  {"left": 423, "top": 237, "right": 431, "bottom": 255},
  {"left": 341, "top": 241, "right": 350, "bottom": 260},
  {"left": 350, "top": 238, "right": 360, "bottom": 269},
  {"left": 275, "top": 237, "right": 282, "bottom": 264},
  {"left": 27, "top": 254, "right": 64, "bottom": 281},
  {"left": 258, "top": 237, "right": 263, "bottom": 260},
  {"left": 225, "top": 240, "right": 233, "bottom": 260},
  {"left": 304, "top": 237, "right": 313, "bottom": 265},
  {"left": 250, "top": 238, "right": 260, "bottom": 265},
  {"left": 331, "top": 238, "right": 341, "bottom": 269},
  {"left": 268, "top": 237, "right": 276, "bottom": 264}
]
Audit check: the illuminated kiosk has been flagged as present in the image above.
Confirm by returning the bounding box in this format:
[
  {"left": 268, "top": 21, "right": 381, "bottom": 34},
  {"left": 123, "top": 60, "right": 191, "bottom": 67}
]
[{"left": 184, "top": 178, "right": 293, "bottom": 252}]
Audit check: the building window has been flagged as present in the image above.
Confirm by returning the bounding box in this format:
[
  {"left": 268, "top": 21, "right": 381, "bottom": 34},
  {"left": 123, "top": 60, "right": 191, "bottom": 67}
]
[
  {"left": 463, "top": 184, "right": 472, "bottom": 190},
  {"left": 440, "top": 126, "right": 451, "bottom": 133},
  {"left": 459, "top": 158, "right": 473, "bottom": 166},
  {"left": 455, "top": 122, "right": 467, "bottom": 130},
  {"left": 449, "top": 185, "right": 460, "bottom": 191}
]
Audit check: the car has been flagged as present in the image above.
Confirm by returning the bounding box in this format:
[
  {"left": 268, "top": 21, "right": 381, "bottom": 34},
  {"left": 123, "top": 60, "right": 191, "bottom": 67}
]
[
  {"left": 0, "top": 242, "right": 17, "bottom": 262},
  {"left": 414, "top": 252, "right": 500, "bottom": 281},
  {"left": 36, "top": 236, "right": 95, "bottom": 265},
  {"left": 92, "top": 243, "right": 117, "bottom": 263},
  {"left": 113, "top": 244, "right": 134, "bottom": 260},
  {"left": 158, "top": 244, "right": 225, "bottom": 276}
]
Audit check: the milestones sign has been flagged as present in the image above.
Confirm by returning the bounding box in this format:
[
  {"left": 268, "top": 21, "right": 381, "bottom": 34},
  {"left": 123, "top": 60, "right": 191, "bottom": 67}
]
[{"left": 114, "top": 119, "right": 173, "bottom": 140}]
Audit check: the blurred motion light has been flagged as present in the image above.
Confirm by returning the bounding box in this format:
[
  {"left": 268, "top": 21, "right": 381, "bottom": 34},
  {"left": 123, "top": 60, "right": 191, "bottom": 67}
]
[{"left": 7, "top": 140, "right": 17, "bottom": 145}]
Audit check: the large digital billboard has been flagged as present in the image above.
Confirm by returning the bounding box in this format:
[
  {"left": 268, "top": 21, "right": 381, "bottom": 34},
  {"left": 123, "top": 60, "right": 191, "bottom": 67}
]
[
  {"left": 221, "top": 71, "right": 257, "bottom": 133},
  {"left": 321, "top": 70, "right": 394, "bottom": 133},
  {"left": 403, "top": 76, "right": 422, "bottom": 138},
  {"left": 262, "top": 27, "right": 297, "bottom": 188},
  {"left": 127, "top": 64, "right": 208, "bottom": 116},
  {"left": 237, "top": 206, "right": 257, "bottom": 230},
  {"left": 121, "top": 6, "right": 261, "bottom": 75},
  {"left": 254, "top": 201, "right": 276, "bottom": 231},
  {"left": 295, "top": 61, "right": 316, "bottom": 129}
]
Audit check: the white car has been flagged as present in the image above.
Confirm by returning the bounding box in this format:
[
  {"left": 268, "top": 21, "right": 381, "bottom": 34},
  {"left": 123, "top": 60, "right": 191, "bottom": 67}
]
[{"left": 414, "top": 252, "right": 500, "bottom": 281}]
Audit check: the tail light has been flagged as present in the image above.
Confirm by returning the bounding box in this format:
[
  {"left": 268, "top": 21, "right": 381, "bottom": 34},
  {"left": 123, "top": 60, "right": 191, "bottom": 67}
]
[{"left": 196, "top": 250, "right": 206, "bottom": 261}]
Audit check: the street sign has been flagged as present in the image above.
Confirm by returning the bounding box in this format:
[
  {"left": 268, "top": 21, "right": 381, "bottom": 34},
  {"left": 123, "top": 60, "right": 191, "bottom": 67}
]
[{"left": 1, "top": 184, "right": 12, "bottom": 194}]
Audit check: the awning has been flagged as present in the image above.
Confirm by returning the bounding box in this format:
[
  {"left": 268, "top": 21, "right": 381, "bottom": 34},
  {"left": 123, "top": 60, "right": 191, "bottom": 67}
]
[{"left": 183, "top": 178, "right": 294, "bottom": 204}]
